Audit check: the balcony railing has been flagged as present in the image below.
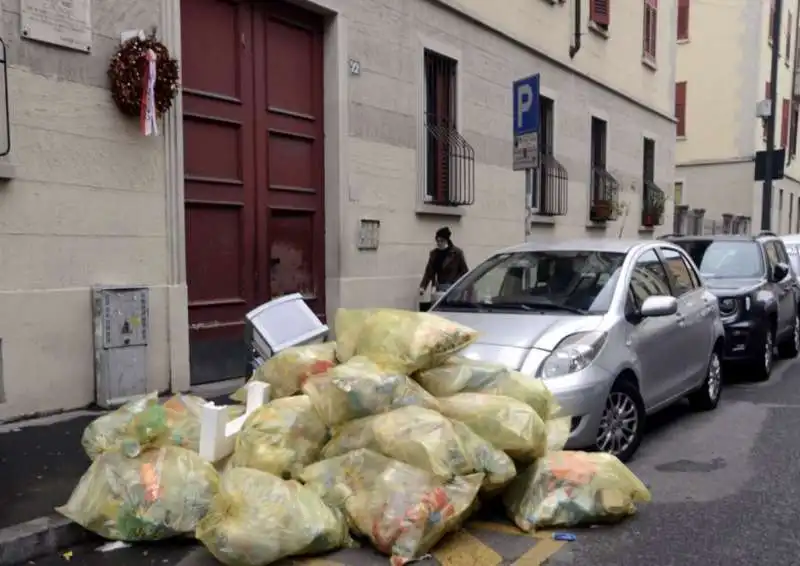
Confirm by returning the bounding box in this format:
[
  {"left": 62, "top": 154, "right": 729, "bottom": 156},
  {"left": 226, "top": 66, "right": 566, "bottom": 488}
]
[
  {"left": 423, "top": 114, "right": 475, "bottom": 206},
  {"left": 641, "top": 180, "right": 665, "bottom": 227},
  {"left": 533, "top": 153, "right": 568, "bottom": 216},
  {"left": 589, "top": 166, "right": 620, "bottom": 222}
]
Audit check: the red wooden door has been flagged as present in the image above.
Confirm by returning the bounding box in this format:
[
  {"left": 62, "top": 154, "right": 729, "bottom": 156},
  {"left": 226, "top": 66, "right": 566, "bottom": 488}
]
[
  {"left": 181, "top": 0, "right": 325, "bottom": 384},
  {"left": 253, "top": 4, "right": 326, "bottom": 319}
]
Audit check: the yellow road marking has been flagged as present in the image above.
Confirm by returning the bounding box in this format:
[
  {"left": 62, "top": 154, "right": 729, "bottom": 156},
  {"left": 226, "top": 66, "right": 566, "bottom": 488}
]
[
  {"left": 512, "top": 538, "right": 566, "bottom": 565},
  {"left": 432, "top": 529, "right": 503, "bottom": 565}
]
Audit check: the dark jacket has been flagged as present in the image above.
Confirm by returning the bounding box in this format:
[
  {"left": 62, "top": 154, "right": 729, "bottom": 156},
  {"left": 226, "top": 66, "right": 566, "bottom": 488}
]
[{"left": 420, "top": 246, "right": 468, "bottom": 289}]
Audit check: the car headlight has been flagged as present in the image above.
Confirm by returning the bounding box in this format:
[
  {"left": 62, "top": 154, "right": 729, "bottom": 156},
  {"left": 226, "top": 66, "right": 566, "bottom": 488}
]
[
  {"left": 537, "top": 331, "right": 607, "bottom": 379},
  {"left": 718, "top": 297, "right": 738, "bottom": 317}
]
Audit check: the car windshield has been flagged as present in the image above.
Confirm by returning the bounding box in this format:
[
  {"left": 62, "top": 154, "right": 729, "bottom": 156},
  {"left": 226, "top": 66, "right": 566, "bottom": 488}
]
[
  {"left": 436, "top": 250, "right": 627, "bottom": 314},
  {"left": 674, "top": 240, "right": 763, "bottom": 278}
]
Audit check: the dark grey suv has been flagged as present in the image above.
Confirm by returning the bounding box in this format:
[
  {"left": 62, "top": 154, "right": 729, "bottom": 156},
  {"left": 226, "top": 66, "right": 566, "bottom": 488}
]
[{"left": 663, "top": 232, "right": 799, "bottom": 381}]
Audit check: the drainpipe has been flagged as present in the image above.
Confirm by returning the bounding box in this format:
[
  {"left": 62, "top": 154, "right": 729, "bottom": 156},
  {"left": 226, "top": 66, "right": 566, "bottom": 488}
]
[
  {"left": 569, "top": 0, "right": 581, "bottom": 58},
  {"left": 789, "top": 0, "right": 800, "bottom": 165}
]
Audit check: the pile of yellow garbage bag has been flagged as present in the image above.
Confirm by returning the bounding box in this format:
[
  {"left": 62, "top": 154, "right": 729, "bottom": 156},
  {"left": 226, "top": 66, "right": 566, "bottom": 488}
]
[{"left": 58, "top": 307, "right": 651, "bottom": 566}]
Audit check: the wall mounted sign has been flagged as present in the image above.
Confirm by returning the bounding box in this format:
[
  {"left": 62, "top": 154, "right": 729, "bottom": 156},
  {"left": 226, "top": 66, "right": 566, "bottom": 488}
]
[{"left": 21, "top": 0, "right": 92, "bottom": 53}]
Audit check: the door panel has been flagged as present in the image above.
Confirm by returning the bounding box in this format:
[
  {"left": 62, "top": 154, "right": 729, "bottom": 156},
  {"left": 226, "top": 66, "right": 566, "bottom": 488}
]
[
  {"left": 253, "top": 4, "right": 326, "bottom": 320},
  {"left": 182, "top": 0, "right": 256, "bottom": 384}
]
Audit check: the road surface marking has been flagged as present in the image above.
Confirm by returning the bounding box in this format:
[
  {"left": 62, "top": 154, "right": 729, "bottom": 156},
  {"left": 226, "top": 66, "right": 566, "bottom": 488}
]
[
  {"left": 512, "top": 538, "right": 566, "bottom": 564},
  {"left": 432, "top": 529, "right": 503, "bottom": 565}
]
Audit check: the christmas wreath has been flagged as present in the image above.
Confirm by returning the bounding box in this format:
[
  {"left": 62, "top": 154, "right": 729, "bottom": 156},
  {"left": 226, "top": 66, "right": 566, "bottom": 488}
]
[{"left": 108, "top": 35, "right": 180, "bottom": 118}]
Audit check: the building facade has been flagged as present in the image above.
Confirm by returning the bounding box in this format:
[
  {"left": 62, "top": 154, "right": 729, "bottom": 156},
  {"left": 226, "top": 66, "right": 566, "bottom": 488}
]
[
  {"left": 0, "top": 0, "right": 677, "bottom": 420},
  {"left": 675, "top": 0, "right": 800, "bottom": 235}
]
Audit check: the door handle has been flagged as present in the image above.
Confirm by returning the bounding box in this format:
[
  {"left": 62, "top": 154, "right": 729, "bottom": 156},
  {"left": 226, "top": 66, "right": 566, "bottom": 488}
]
[{"left": 676, "top": 313, "right": 686, "bottom": 327}]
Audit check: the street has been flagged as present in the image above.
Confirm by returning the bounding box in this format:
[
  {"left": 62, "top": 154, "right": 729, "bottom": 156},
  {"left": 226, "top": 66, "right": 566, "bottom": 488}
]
[{"left": 25, "top": 357, "right": 800, "bottom": 566}]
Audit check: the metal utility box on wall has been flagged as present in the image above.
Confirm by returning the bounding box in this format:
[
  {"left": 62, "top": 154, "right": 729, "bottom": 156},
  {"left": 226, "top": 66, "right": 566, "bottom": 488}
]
[{"left": 92, "top": 286, "right": 149, "bottom": 408}]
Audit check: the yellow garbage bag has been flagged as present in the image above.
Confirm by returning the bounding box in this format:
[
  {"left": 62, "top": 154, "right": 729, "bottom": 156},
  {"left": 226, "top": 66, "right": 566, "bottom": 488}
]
[
  {"left": 437, "top": 393, "right": 547, "bottom": 462},
  {"left": 349, "top": 309, "right": 478, "bottom": 374},
  {"left": 299, "top": 449, "right": 482, "bottom": 566},
  {"left": 228, "top": 395, "right": 328, "bottom": 479},
  {"left": 321, "top": 406, "right": 515, "bottom": 490},
  {"left": 416, "top": 358, "right": 561, "bottom": 420},
  {"left": 231, "top": 341, "right": 337, "bottom": 402},
  {"left": 81, "top": 392, "right": 159, "bottom": 460},
  {"left": 196, "top": 467, "right": 352, "bottom": 566},
  {"left": 503, "top": 451, "right": 651, "bottom": 531},
  {"left": 56, "top": 446, "right": 218, "bottom": 541},
  {"left": 334, "top": 308, "right": 376, "bottom": 363},
  {"left": 123, "top": 394, "right": 244, "bottom": 457},
  {"left": 302, "top": 356, "right": 439, "bottom": 427}
]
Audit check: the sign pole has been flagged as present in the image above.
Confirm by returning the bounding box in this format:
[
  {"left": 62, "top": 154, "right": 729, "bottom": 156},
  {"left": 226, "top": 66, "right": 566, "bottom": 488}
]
[{"left": 762, "top": 0, "right": 783, "bottom": 231}]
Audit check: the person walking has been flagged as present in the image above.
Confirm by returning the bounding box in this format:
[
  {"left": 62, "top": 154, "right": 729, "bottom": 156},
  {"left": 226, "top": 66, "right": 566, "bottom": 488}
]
[{"left": 419, "top": 227, "right": 469, "bottom": 301}]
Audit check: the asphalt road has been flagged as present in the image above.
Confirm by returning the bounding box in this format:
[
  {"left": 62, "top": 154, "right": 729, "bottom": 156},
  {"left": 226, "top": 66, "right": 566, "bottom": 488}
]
[{"left": 30, "top": 357, "right": 800, "bottom": 566}]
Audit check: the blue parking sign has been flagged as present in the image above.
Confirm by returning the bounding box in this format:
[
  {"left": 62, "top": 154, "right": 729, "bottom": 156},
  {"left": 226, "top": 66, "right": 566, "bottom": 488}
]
[{"left": 512, "top": 74, "right": 540, "bottom": 136}]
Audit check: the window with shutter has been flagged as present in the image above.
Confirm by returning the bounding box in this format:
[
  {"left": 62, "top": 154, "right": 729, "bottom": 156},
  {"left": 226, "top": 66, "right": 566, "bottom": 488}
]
[
  {"left": 787, "top": 12, "right": 793, "bottom": 59},
  {"left": 643, "top": 0, "right": 658, "bottom": 60},
  {"left": 590, "top": 0, "right": 611, "bottom": 29},
  {"left": 782, "top": 98, "right": 790, "bottom": 148},
  {"left": 677, "top": 0, "right": 690, "bottom": 40},
  {"left": 790, "top": 105, "right": 799, "bottom": 157},
  {"left": 675, "top": 82, "right": 687, "bottom": 137}
]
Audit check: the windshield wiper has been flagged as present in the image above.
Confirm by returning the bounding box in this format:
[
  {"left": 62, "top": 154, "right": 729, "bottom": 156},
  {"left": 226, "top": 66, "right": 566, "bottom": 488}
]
[
  {"left": 437, "top": 300, "right": 485, "bottom": 311},
  {"left": 504, "top": 301, "right": 587, "bottom": 315},
  {"left": 479, "top": 301, "right": 533, "bottom": 311}
]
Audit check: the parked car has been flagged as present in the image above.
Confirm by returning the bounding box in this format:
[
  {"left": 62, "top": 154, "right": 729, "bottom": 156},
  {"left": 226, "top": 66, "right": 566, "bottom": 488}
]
[
  {"left": 430, "top": 239, "right": 725, "bottom": 462},
  {"left": 663, "top": 232, "right": 799, "bottom": 381},
  {"left": 780, "top": 233, "right": 800, "bottom": 286}
]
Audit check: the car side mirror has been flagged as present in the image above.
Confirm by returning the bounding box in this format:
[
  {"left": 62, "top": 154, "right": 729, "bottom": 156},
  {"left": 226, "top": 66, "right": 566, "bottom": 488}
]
[
  {"left": 773, "top": 263, "right": 790, "bottom": 281},
  {"left": 640, "top": 295, "right": 678, "bottom": 318}
]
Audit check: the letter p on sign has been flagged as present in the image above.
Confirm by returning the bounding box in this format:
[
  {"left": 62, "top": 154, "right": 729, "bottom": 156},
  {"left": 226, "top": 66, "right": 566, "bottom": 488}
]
[{"left": 517, "top": 85, "right": 532, "bottom": 130}]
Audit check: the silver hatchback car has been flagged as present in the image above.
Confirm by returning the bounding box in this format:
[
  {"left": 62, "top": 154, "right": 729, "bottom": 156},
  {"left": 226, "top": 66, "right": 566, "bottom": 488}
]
[{"left": 431, "top": 239, "right": 725, "bottom": 461}]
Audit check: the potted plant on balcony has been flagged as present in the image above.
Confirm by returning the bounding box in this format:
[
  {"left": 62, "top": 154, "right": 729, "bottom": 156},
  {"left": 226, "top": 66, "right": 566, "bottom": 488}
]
[
  {"left": 641, "top": 190, "right": 666, "bottom": 227},
  {"left": 590, "top": 199, "right": 613, "bottom": 222}
]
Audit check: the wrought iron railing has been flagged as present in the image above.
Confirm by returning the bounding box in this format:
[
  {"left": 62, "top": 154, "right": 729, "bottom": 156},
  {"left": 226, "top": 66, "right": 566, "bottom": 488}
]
[
  {"left": 589, "top": 166, "right": 620, "bottom": 222},
  {"left": 641, "top": 180, "right": 665, "bottom": 227},
  {"left": 534, "top": 152, "right": 568, "bottom": 216},
  {"left": 423, "top": 114, "right": 475, "bottom": 206}
]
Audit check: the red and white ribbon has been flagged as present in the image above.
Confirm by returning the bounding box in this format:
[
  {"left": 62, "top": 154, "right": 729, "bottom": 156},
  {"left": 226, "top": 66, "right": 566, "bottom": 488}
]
[{"left": 140, "top": 49, "right": 158, "bottom": 136}]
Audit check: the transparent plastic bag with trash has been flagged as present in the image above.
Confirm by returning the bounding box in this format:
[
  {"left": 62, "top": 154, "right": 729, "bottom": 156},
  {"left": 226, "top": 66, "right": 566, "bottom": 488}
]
[
  {"left": 436, "top": 393, "right": 548, "bottom": 462},
  {"left": 338, "top": 308, "right": 478, "bottom": 374},
  {"left": 227, "top": 395, "right": 329, "bottom": 479},
  {"left": 196, "top": 467, "right": 352, "bottom": 566},
  {"left": 81, "top": 392, "right": 160, "bottom": 460},
  {"left": 299, "top": 448, "right": 483, "bottom": 566},
  {"left": 302, "top": 356, "right": 439, "bottom": 427},
  {"left": 230, "top": 341, "right": 337, "bottom": 402},
  {"left": 122, "top": 394, "right": 244, "bottom": 457},
  {"left": 503, "top": 451, "right": 652, "bottom": 531},
  {"left": 57, "top": 446, "right": 219, "bottom": 541},
  {"left": 417, "top": 359, "right": 572, "bottom": 452},
  {"left": 415, "top": 358, "right": 559, "bottom": 420},
  {"left": 334, "top": 308, "right": 377, "bottom": 363},
  {"left": 320, "top": 406, "right": 516, "bottom": 491}
]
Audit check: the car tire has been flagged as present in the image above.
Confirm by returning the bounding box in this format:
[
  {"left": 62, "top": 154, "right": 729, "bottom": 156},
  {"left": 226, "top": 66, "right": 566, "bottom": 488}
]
[
  {"left": 778, "top": 314, "right": 800, "bottom": 358},
  {"left": 594, "top": 379, "right": 646, "bottom": 463},
  {"left": 752, "top": 324, "right": 775, "bottom": 382},
  {"left": 688, "top": 349, "right": 723, "bottom": 411}
]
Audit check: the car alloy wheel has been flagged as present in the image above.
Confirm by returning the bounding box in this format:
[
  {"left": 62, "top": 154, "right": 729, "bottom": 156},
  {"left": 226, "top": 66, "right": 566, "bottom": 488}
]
[
  {"left": 597, "top": 391, "right": 639, "bottom": 457},
  {"left": 764, "top": 330, "right": 773, "bottom": 373},
  {"left": 707, "top": 352, "right": 722, "bottom": 402}
]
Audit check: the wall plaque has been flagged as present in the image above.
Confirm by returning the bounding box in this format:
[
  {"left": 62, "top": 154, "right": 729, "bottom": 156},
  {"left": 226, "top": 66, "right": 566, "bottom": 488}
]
[{"left": 21, "top": 0, "right": 92, "bottom": 52}]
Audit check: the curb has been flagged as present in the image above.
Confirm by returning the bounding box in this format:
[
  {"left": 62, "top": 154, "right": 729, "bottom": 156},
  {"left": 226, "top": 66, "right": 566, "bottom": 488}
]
[{"left": 0, "top": 514, "right": 94, "bottom": 565}]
